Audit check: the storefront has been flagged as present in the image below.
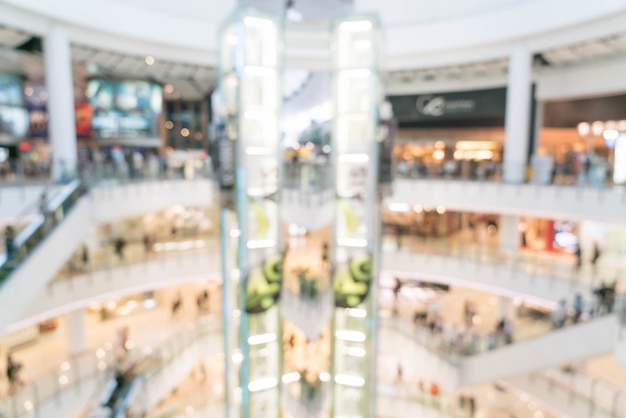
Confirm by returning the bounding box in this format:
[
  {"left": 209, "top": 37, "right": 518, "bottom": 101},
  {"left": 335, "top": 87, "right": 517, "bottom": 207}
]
[
  {"left": 387, "top": 88, "right": 508, "bottom": 178},
  {"left": 539, "top": 93, "right": 626, "bottom": 185},
  {"left": 0, "top": 73, "right": 29, "bottom": 171}
]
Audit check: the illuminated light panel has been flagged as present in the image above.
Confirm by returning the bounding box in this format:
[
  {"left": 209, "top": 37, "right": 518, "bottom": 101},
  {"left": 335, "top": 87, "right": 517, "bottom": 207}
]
[
  {"left": 339, "top": 20, "right": 372, "bottom": 32},
  {"left": 247, "top": 333, "right": 277, "bottom": 346},
  {"left": 335, "top": 330, "right": 366, "bottom": 343},
  {"left": 388, "top": 202, "right": 410, "bottom": 213},
  {"left": 319, "top": 372, "right": 331, "bottom": 382},
  {"left": 281, "top": 372, "right": 301, "bottom": 384},
  {"left": 346, "top": 308, "right": 367, "bottom": 318},
  {"left": 334, "top": 374, "right": 365, "bottom": 387},
  {"left": 339, "top": 153, "right": 370, "bottom": 163},
  {"left": 248, "top": 377, "right": 278, "bottom": 392},
  {"left": 245, "top": 147, "right": 274, "bottom": 156},
  {"left": 339, "top": 68, "right": 371, "bottom": 78},
  {"left": 244, "top": 65, "right": 275, "bottom": 76},
  {"left": 244, "top": 16, "right": 274, "bottom": 28},
  {"left": 247, "top": 239, "right": 276, "bottom": 249},
  {"left": 337, "top": 238, "right": 368, "bottom": 248},
  {"left": 345, "top": 346, "right": 366, "bottom": 357}
]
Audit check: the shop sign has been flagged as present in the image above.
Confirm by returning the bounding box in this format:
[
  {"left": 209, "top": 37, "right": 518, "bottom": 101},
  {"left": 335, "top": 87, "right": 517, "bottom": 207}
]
[{"left": 388, "top": 87, "right": 506, "bottom": 125}]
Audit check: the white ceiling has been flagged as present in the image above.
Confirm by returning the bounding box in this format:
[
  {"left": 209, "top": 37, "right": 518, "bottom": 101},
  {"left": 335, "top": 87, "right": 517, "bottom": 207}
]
[
  {"left": 1, "top": 21, "right": 626, "bottom": 99},
  {"left": 386, "top": 31, "right": 626, "bottom": 87},
  {"left": 240, "top": 0, "right": 353, "bottom": 20}
]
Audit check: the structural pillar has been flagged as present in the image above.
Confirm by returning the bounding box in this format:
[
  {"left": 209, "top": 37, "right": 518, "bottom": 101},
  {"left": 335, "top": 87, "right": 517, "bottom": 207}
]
[
  {"left": 499, "top": 215, "right": 521, "bottom": 258},
  {"left": 44, "top": 24, "right": 78, "bottom": 182},
  {"left": 66, "top": 309, "right": 87, "bottom": 356},
  {"left": 503, "top": 42, "right": 533, "bottom": 183}
]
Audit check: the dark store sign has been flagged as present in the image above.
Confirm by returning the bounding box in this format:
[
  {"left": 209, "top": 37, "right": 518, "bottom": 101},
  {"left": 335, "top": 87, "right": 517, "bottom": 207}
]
[
  {"left": 388, "top": 88, "right": 506, "bottom": 122},
  {"left": 416, "top": 95, "right": 476, "bottom": 117},
  {"left": 543, "top": 94, "right": 626, "bottom": 128}
]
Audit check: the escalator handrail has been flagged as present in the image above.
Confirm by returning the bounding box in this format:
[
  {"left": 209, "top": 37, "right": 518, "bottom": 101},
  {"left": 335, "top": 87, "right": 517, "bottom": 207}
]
[{"left": 0, "top": 179, "right": 87, "bottom": 283}]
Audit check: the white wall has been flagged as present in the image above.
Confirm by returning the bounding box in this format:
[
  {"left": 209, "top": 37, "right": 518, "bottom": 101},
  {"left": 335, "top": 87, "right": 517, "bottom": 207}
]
[
  {"left": 391, "top": 179, "right": 626, "bottom": 224},
  {"left": 0, "top": 197, "right": 91, "bottom": 335},
  {"left": 382, "top": 250, "right": 590, "bottom": 307},
  {"left": 2, "top": 0, "right": 626, "bottom": 71},
  {"left": 91, "top": 179, "right": 215, "bottom": 222},
  {"left": 8, "top": 251, "right": 221, "bottom": 334},
  {"left": 0, "top": 184, "right": 59, "bottom": 221},
  {"left": 537, "top": 56, "right": 626, "bottom": 100}
]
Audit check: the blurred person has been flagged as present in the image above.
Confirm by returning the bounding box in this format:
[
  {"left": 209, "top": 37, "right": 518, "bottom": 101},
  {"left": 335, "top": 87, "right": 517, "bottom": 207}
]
[
  {"left": 142, "top": 234, "right": 151, "bottom": 254},
  {"left": 574, "top": 243, "right": 582, "bottom": 271},
  {"left": 81, "top": 244, "right": 90, "bottom": 268},
  {"left": 114, "top": 238, "right": 126, "bottom": 260},
  {"left": 468, "top": 396, "right": 476, "bottom": 418},
  {"left": 6, "top": 355, "right": 23, "bottom": 391},
  {"left": 171, "top": 293, "right": 183, "bottom": 318},
  {"left": 591, "top": 241, "right": 601, "bottom": 275},
  {"left": 573, "top": 293, "right": 584, "bottom": 323},
  {"left": 4, "top": 225, "right": 15, "bottom": 261},
  {"left": 39, "top": 191, "right": 48, "bottom": 219},
  {"left": 552, "top": 299, "right": 567, "bottom": 328},
  {"left": 321, "top": 242, "right": 329, "bottom": 270},
  {"left": 395, "top": 362, "right": 403, "bottom": 384},
  {"left": 430, "top": 382, "right": 440, "bottom": 405},
  {"left": 503, "top": 319, "right": 514, "bottom": 344},
  {"left": 393, "top": 278, "right": 402, "bottom": 300}
]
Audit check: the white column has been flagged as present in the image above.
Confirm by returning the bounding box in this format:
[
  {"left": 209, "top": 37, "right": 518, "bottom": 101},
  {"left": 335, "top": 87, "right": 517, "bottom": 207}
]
[
  {"left": 44, "top": 24, "right": 77, "bottom": 181},
  {"left": 499, "top": 215, "right": 521, "bottom": 257},
  {"left": 66, "top": 309, "right": 87, "bottom": 356},
  {"left": 503, "top": 42, "right": 533, "bottom": 183}
]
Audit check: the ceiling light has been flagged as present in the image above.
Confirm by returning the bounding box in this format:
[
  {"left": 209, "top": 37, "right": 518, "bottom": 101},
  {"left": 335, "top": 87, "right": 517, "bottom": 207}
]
[
  {"left": 24, "top": 87, "right": 33, "bottom": 96},
  {"left": 591, "top": 121, "right": 605, "bottom": 136},
  {"left": 577, "top": 122, "right": 590, "bottom": 136},
  {"left": 164, "top": 84, "right": 174, "bottom": 94},
  {"left": 335, "top": 330, "right": 366, "bottom": 342},
  {"left": 339, "top": 20, "right": 372, "bottom": 32},
  {"left": 181, "top": 128, "right": 190, "bottom": 137},
  {"left": 334, "top": 374, "right": 365, "bottom": 387},
  {"left": 145, "top": 56, "right": 155, "bottom": 65},
  {"left": 247, "top": 333, "right": 276, "bottom": 346},
  {"left": 165, "top": 121, "right": 174, "bottom": 129}
]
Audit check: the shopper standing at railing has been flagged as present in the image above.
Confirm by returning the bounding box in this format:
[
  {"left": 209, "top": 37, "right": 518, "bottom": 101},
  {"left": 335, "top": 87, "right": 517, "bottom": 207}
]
[
  {"left": 552, "top": 300, "right": 567, "bottom": 328},
  {"left": 591, "top": 241, "right": 601, "bottom": 276},
  {"left": 39, "top": 192, "right": 48, "bottom": 217},
  {"left": 5, "top": 354, "right": 22, "bottom": 393},
  {"left": 4, "top": 225, "right": 15, "bottom": 262},
  {"left": 573, "top": 293, "right": 584, "bottom": 323}
]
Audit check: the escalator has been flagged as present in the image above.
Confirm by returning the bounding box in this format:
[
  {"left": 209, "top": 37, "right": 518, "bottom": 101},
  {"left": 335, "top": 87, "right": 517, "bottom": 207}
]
[
  {"left": 381, "top": 313, "right": 620, "bottom": 391},
  {"left": 0, "top": 180, "right": 90, "bottom": 333}
]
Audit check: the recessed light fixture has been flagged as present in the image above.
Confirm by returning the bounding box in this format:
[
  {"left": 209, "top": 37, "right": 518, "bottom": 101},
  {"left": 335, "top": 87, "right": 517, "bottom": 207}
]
[
  {"left": 164, "top": 84, "right": 174, "bottom": 94},
  {"left": 181, "top": 128, "right": 190, "bottom": 137},
  {"left": 145, "top": 56, "right": 155, "bottom": 65}
]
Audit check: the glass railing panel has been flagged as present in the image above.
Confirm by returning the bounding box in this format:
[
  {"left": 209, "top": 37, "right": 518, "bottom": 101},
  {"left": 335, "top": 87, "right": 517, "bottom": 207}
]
[
  {"left": 50, "top": 234, "right": 219, "bottom": 284},
  {"left": 79, "top": 161, "right": 212, "bottom": 186},
  {"left": 393, "top": 161, "right": 616, "bottom": 188},
  {"left": 381, "top": 232, "right": 626, "bottom": 288},
  {"left": 0, "top": 317, "right": 221, "bottom": 418},
  {"left": 381, "top": 295, "right": 625, "bottom": 365},
  {"left": 281, "top": 161, "right": 333, "bottom": 192}
]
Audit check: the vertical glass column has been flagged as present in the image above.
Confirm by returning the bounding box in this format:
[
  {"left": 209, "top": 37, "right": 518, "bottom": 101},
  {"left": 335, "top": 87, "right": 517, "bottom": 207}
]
[
  {"left": 216, "top": 9, "right": 283, "bottom": 418},
  {"left": 331, "top": 16, "right": 382, "bottom": 418}
]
